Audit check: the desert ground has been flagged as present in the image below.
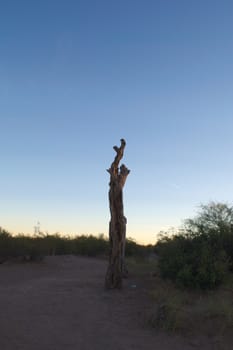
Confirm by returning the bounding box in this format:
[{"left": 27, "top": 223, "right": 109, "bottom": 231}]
[{"left": 0, "top": 255, "right": 231, "bottom": 350}]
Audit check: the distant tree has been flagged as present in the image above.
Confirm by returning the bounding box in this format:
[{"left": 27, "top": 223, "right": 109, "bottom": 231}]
[{"left": 184, "top": 202, "right": 233, "bottom": 235}]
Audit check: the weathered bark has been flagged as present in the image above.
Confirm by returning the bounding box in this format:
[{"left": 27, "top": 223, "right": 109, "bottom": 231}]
[{"left": 105, "top": 139, "right": 130, "bottom": 289}]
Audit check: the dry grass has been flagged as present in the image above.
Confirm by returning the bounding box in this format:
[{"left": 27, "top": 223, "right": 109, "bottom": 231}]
[{"left": 127, "top": 257, "right": 233, "bottom": 336}]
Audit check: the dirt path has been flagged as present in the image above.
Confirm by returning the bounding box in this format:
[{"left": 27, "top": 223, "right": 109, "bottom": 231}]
[{"left": 0, "top": 256, "right": 228, "bottom": 350}]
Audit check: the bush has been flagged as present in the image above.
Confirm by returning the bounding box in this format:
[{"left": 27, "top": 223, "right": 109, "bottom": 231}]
[
  {"left": 0, "top": 231, "right": 46, "bottom": 262},
  {"left": 71, "top": 235, "right": 109, "bottom": 257},
  {"left": 0, "top": 229, "right": 149, "bottom": 263},
  {"left": 157, "top": 234, "right": 229, "bottom": 289},
  {"left": 0, "top": 230, "right": 12, "bottom": 263},
  {"left": 156, "top": 202, "right": 233, "bottom": 289}
]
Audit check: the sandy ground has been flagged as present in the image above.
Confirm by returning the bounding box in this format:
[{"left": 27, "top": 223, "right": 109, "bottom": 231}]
[{"left": 0, "top": 255, "right": 230, "bottom": 350}]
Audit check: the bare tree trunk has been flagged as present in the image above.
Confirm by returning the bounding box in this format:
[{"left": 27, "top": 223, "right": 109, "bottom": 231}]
[{"left": 105, "top": 139, "right": 130, "bottom": 289}]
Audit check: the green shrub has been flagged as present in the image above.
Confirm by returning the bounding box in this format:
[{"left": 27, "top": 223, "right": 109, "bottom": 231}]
[
  {"left": 157, "top": 235, "right": 229, "bottom": 289},
  {"left": 71, "top": 235, "right": 108, "bottom": 256},
  {"left": 0, "top": 230, "right": 12, "bottom": 262},
  {"left": 156, "top": 202, "right": 232, "bottom": 290},
  {"left": 9, "top": 235, "right": 45, "bottom": 261},
  {"left": 0, "top": 229, "right": 148, "bottom": 263}
]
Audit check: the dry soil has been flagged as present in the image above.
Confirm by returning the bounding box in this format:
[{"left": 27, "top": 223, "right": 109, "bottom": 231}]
[{"left": 0, "top": 255, "right": 230, "bottom": 350}]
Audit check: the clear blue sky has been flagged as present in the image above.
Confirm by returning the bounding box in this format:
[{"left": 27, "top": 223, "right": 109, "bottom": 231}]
[{"left": 1, "top": 0, "right": 233, "bottom": 243}]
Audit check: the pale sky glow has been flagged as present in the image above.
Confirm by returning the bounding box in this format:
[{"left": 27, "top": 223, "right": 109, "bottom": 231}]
[{"left": 1, "top": 1, "right": 233, "bottom": 244}]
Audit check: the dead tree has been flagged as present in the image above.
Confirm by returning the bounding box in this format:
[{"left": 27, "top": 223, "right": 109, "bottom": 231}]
[{"left": 105, "top": 139, "right": 130, "bottom": 289}]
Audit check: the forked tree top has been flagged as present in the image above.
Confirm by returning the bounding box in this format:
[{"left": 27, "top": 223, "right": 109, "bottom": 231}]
[{"left": 107, "top": 139, "right": 130, "bottom": 188}]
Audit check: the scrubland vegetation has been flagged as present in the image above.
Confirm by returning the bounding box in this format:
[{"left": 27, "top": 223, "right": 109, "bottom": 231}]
[
  {"left": 1, "top": 201, "right": 233, "bottom": 292},
  {"left": 155, "top": 202, "right": 233, "bottom": 290},
  {"left": 0, "top": 230, "right": 151, "bottom": 263},
  {"left": 1, "top": 201, "right": 233, "bottom": 336},
  {"left": 135, "top": 201, "right": 233, "bottom": 335}
]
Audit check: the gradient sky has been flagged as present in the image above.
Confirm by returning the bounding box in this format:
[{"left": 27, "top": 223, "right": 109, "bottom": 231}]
[{"left": 1, "top": 0, "right": 233, "bottom": 244}]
